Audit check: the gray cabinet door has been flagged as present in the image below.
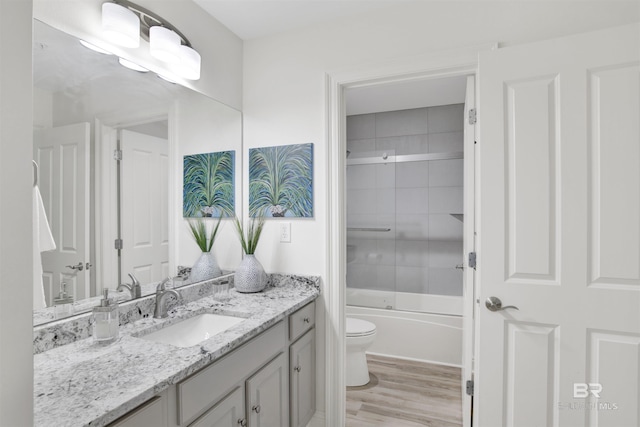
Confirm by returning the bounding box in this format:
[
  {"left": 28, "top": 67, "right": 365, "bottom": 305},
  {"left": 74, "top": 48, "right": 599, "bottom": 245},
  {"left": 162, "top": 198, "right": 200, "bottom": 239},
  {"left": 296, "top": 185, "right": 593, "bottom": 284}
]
[
  {"left": 290, "top": 329, "right": 315, "bottom": 427},
  {"left": 189, "top": 387, "right": 245, "bottom": 427},
  {"left": 246, "top": 352, "right": 288, "bottom": 427}
]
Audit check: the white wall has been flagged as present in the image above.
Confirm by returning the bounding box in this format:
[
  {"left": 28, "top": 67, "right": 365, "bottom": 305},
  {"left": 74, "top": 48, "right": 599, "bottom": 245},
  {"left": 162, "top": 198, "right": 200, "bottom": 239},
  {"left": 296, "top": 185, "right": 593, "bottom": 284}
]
[
  {"left": 242, "top": 0, "right": 640, "bottom": 417},
  {"left": 173, "top": 90, "right": 243, "bottom": 271},
  {"left": 0, "top": 1, "right": 34, "bottom": 425},
  {"left": 33, "top": 0, "right": 243, "bottom": 110}
]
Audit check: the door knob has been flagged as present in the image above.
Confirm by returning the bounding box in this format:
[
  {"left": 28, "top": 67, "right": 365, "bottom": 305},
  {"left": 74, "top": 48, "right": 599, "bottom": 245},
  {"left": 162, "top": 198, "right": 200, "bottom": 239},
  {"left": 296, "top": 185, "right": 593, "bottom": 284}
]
[
  {"left": 66, "top": 262, "right": 84, "bottom": 271},
  {"left": 252, "top": 405, "right": 261, "bottom": 413},
  {"left": 237, "top": 419, "right": 247, "bottom": 426},
  {"left": 485, "top": 296, "right": 519, "bottom": 312}
]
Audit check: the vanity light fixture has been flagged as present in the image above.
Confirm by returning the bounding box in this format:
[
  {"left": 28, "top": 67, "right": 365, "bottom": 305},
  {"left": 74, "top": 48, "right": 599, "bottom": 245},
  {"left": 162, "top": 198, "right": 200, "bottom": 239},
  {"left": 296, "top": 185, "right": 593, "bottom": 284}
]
[
  {"left": 118, "top": 57, "right": 149, "bottom": 72},
  {"left": 102, "top": 2, "right": 140, "bottom": 48},
  {"left": 149, "top": 26, "right": 180, "bottom": 63},
  {"left": 99, "top": 1, "right": 201, "bottom": 80},
  {"left": 175, "top": 45, "right": 201, "bottom": 80}
]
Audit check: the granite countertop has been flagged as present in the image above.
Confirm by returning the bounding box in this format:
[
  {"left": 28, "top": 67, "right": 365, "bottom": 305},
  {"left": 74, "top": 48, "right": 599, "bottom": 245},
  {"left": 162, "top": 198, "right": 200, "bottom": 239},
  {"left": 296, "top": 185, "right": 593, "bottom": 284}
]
[{"left": 34, "top": 276, "right": 320, "bottom": 427}]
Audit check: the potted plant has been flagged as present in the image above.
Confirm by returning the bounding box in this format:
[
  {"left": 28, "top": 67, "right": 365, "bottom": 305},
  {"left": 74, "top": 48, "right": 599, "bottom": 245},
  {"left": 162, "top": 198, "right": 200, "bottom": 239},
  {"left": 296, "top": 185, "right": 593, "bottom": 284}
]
[
  {"left": 233, "top": 215, "right": 267, "bottom": 292},
  {"left": 187, "top": 216, "right": 223, "bottom": 283}
]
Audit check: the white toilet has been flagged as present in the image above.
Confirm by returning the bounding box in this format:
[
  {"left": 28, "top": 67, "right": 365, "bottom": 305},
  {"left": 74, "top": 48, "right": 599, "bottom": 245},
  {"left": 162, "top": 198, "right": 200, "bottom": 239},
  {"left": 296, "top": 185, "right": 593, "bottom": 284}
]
[{"left": 346, "top": 317, "right": 377, "bottom": 387}]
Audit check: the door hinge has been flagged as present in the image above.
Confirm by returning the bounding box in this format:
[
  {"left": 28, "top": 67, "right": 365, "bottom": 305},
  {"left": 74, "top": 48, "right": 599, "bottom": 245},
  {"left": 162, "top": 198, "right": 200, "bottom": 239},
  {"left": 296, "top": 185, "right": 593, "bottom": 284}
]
[
  {"left": 113, "top": 149, "right": 122, "bottom": 161},
  {"left": 468, "top": 108, "right": 477, "bottom": 125},
  {"left": 468, "top": 252, "right": 477, "bottom": 269},
  {"left": 114, "top": 238, "right": 123, "bottom": 250},
  {"left": 466, "top": 380, "right": 474, "bottom": 396}
]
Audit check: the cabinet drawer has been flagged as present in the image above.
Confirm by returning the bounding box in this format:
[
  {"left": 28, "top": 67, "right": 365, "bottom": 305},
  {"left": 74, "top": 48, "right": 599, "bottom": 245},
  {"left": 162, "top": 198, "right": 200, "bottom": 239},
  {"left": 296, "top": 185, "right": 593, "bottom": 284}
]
[
  {"left": 289, "top": 302, "right": 315, "bottom": 342},
  {"left": 109, "top": 392, "right": 167, "bottom": 427},
  {"left": 177, "top": 321, "right": 285, "bottom": 426}
]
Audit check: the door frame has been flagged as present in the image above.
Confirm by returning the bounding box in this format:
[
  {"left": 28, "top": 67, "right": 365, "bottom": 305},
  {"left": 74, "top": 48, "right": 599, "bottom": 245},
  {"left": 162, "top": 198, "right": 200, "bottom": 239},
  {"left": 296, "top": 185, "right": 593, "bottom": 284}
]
[{"left": 325, "top": 43, "right": 494, "bottom": 426}]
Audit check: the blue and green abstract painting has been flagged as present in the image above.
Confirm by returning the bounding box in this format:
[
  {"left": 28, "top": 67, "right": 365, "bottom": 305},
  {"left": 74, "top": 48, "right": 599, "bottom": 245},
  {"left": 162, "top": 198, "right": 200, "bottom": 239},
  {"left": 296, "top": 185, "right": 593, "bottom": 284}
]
[
  {"left": 249, "top": 143, "right": 313, "bottom": 218},
  {"left": 183, "top": 150, "right": 235, "bottom": 218}
]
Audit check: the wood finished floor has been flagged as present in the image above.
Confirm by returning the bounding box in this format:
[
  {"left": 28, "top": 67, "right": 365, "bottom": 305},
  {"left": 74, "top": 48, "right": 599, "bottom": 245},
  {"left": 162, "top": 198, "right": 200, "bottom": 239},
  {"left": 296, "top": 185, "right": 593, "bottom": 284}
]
[{"left": 346, "top": 354, "right": 463, "bottom": 427}]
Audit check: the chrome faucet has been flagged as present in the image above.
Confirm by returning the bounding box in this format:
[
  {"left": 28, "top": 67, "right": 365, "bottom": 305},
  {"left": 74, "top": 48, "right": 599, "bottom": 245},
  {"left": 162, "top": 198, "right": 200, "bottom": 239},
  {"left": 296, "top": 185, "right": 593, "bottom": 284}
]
[
  {"left": 117, "top": 273, "right": 141, "bottom": 299},
  {"left": 154, "top": 278, "right": 180, "bottom": 319}
]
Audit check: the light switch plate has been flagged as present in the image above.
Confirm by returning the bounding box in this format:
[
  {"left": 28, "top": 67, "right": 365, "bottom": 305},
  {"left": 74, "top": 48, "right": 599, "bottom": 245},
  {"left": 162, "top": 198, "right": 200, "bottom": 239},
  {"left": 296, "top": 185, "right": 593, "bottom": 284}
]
[{"left": 279, "top": 222, "right": 291, "bottom": 243}]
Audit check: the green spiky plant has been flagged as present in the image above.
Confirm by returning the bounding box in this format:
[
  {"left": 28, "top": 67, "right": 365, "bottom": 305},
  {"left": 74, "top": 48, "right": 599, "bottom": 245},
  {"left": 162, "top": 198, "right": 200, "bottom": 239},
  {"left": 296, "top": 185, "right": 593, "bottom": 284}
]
[
  {"left": 187, "top": 216, "right": 222, "bottom": 252},
  {"left": 233, "top": 216, "right": 266, "bottom": 255},
  {"left": 249, "top": 144, "right": 313, "bottom": 217},
  {"left": 183, "top": 151, "right": 235, "bottom": 218}
]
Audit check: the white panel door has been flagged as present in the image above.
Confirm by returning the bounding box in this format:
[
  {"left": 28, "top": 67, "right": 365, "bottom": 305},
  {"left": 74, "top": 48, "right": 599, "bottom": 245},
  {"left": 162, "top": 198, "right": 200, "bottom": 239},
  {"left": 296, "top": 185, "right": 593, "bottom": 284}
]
[
  {"left": 120, "top": 129, "right": 169, "bottom": 285},
  {"left": 34, "top": 123, "right": 90, "bottom": 305},
  {"left": 476, "top": 24, "right": 639, "bottom": 427}
]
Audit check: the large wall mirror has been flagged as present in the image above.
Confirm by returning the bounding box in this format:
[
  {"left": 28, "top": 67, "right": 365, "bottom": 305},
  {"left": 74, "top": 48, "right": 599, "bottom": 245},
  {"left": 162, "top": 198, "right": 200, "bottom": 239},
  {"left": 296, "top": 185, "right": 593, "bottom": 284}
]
[{"left": 33, "top": 19, "right": 242, "bottom": 325}]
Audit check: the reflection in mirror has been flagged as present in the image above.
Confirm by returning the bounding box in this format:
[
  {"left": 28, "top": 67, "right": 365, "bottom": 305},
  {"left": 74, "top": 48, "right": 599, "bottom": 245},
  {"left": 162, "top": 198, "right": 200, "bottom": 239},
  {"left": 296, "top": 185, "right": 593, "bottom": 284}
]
[{"left": 32, "top": 19, "right": 242, "bottom": 326}]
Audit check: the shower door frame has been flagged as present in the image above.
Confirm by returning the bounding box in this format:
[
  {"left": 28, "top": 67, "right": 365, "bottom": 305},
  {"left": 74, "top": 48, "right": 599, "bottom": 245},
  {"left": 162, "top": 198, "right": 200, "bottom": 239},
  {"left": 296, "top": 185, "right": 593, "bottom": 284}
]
[{"left": 325, "top": 44, "right": 494, "bottom": 427}]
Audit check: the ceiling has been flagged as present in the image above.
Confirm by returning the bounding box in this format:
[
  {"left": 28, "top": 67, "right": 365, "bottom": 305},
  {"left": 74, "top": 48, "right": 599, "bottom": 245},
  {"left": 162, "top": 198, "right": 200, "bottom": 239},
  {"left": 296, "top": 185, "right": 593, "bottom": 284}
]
[
  {"left": 192, "top": 1, "right": 467, "bottom": 114},
  {"left": 193, "top": 0, "right": 409, "bottom": 40}
]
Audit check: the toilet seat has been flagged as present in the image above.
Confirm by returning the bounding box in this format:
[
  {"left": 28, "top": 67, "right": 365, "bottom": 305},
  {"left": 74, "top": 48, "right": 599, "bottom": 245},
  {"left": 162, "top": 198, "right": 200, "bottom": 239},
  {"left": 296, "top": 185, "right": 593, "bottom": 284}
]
[{"left": 346, "top": 317, "right": 376, "bottom": 337}]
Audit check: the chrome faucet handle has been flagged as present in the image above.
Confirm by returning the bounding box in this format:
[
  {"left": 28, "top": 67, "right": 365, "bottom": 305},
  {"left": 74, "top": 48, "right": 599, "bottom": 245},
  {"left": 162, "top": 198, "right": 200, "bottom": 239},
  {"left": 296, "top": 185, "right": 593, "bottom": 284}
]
[
  {"left": 128, "top": 273, "right": 140, "bottom": 286},
  {"left": 156, "top": 277, "right": 172, "bottom": 292}
]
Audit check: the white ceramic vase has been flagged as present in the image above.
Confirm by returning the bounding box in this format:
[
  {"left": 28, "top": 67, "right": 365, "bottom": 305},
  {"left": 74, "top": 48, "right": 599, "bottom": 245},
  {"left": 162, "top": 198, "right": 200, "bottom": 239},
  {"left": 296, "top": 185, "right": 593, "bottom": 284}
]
[
  {"left": 190, "top": 252, "right": 222, "bottom": 283},
  {"left": 234, "top": 254, "right": 267, "bottom": 293}
]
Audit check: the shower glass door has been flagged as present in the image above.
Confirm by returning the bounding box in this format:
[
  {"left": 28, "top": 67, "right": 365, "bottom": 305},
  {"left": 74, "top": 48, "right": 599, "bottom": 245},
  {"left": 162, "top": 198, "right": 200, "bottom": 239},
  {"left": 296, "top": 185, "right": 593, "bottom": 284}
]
[{"left": 346, "top": 149, "right": 397, "bottom": 310}]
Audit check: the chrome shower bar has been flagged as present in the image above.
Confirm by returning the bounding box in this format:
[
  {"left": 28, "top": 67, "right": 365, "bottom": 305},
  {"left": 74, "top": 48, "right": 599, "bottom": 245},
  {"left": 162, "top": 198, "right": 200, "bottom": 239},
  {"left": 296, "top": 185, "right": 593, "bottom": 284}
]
[
  {"left": 347, "top": 227, "right": 391, "bottom": 232},
  {"left": 346, "top": 151, "right": 463, "bottom": 166}
]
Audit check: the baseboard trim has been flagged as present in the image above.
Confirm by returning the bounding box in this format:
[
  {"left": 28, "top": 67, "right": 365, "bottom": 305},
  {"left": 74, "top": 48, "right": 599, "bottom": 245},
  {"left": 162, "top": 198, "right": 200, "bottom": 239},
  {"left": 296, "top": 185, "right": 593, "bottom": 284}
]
[
  {"left": 367, "top": 351, "right": 463, "bottom": 369},
  {"left": 306, "top": 410, "right": 325, "bottom": 427}
]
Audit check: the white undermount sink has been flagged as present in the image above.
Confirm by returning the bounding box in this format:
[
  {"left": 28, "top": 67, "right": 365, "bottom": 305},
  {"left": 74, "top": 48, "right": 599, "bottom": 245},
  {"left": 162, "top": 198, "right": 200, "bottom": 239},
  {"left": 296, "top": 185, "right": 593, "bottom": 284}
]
[{"left": 141, "top": 313, "right": 245, "bottom": 348}]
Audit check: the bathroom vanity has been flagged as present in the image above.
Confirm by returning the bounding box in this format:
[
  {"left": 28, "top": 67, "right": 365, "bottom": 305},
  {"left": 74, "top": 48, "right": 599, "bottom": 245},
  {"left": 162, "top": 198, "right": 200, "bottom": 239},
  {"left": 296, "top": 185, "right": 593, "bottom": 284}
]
[{"left": 33, "top": 275, "right": 319, "bottom": 427}]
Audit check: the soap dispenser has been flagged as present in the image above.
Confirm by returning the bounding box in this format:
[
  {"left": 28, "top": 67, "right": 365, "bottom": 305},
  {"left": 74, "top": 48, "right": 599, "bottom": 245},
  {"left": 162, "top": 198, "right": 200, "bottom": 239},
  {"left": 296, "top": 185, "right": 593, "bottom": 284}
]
[
  {"left": 53, "top": 282, "right": 74, "bottom": 319},
  {"left": 93, "top": 289, "right": 119, "bottom": 344}
]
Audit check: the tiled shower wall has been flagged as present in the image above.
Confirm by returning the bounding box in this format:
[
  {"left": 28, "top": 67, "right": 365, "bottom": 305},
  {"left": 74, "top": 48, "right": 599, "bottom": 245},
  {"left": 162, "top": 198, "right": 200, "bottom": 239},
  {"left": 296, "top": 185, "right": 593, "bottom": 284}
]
[{"left": 346, "top": 104, "right": 464, "bottom": 297}]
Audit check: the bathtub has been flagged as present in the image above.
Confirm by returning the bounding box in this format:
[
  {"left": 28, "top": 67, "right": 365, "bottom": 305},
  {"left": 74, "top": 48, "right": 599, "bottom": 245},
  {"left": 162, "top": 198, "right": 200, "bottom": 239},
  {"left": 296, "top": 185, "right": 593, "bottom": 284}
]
[{"left": 346, "top": 289, "right": 463, "bottom": 367}]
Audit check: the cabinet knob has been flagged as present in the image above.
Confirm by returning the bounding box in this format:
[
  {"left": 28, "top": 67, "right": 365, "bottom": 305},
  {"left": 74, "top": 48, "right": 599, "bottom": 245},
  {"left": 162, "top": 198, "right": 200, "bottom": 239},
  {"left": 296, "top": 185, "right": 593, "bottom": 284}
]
[
  {"left": 303, "top": 317, "right": 310, "bottom": 323},
  {"left": 252, "top": 405, "right": 261, "bottom": 414},
  {"left": 294, "top": 365, "right": 301, "bottom": 373},
  {"left": 237, "top": 419, "right": 247, "bottom": 426}
]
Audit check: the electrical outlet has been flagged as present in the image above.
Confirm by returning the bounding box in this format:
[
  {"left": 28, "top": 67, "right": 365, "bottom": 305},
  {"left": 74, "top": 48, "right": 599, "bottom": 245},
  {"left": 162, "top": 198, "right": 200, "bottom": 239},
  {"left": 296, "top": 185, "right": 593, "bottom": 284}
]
[{"left": 279, "top": 222, "right": 291, "bottom": 243}]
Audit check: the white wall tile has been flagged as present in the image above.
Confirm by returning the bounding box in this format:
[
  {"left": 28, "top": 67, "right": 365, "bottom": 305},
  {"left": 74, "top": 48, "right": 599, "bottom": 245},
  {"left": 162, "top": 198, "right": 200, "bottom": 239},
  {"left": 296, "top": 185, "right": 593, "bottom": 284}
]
[
  {"left": 376, "top": 188, "right": 396, "bottom": 215},
  {"left": 427, "top": 104, "right": 464, "bottom": 134},
  {"left": 346, "top": 138, "right": 376, "bottom": 154},
  {"left": 375, "top": 265, "right": 396, "bottom": 291},
  {"left": 428, "top": 186, "right": 463, "bottom": 214},
  {"left": 396, "top": 214, "right": 429, "bottom": 240},
  {"left": 346, "top": 264, "right": 377, "bottom": 289},
  {"left": 428, "top": 268, "right": 463, "bottom": 296},
  {"left": 375, "top": 108, "right": 428, "bottom": 137},
  {"left": 429, "top": 159, "right": 463, "bottom": 187},
  {"left": 347, "top": 189, "right": 377, "bottom": 215},
  {"left": 375, "top": 239, "right": 397, "bottom": 266},
  {"left": 396, "top": 266, "right": 429, "bottom": 293},
  {"left": 375, "top": 163, "right": 396, "bottom": 189},
  {"left": 397, "top": 161, "right": 429, "bottom": 188},
  {"left": 347, "top": 164, "right": 376, "bottom": 190},
  {"left": 347, "top": 214, "right": 377, "bottom": 229},
  {"left": 397, "top": 188, "right": 429, "bottom": 214},
  {"left": 347, "top": 113, "right": 376, "bottom": 140},
  {"left": 428, "top": 214, "right": 463, "bottom": 240},
  {"left": 376, "top": 135, "right": 429, "bottom": 155},
  {"left": 428, "top": 240, "right": 463, "bottom": 268},
  {"left": 428, "top": 131, "right": 463, "bottom": 153},
  {"left": 396, "top": 239, "right": 429, "bottom": 267}
]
